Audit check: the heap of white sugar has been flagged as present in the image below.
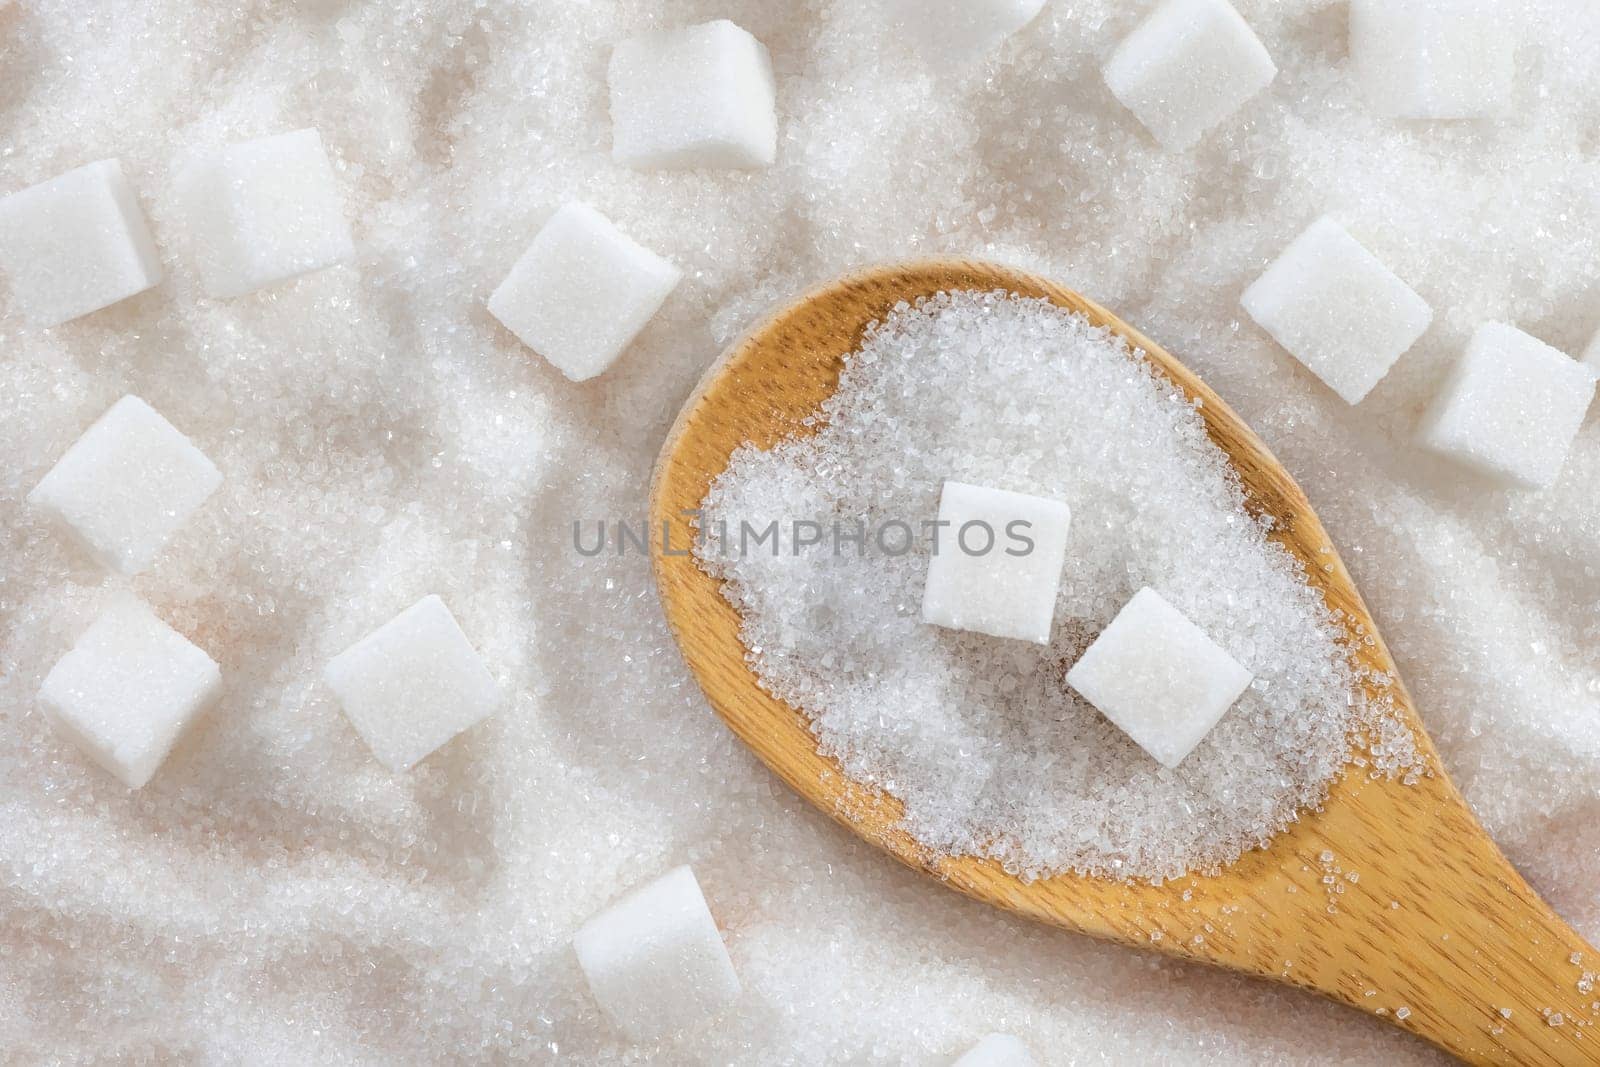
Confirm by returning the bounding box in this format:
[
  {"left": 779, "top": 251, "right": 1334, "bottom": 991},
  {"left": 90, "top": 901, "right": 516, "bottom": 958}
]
[
  {"left": 701, "top": 292, "right": 1413, "bottom": 881},
  {"left": 6, "top": 1, "right": 1600, "bottom": 1062}
]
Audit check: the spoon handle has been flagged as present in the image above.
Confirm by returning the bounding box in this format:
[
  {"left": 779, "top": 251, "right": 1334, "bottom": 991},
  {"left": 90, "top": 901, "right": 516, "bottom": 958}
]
[
  {"left": 1320, "top": 774, "right": 1598, "bottom": 1064},
  {"left": 1178, "top": 769, "right": 1600, "bottom": 1065}
]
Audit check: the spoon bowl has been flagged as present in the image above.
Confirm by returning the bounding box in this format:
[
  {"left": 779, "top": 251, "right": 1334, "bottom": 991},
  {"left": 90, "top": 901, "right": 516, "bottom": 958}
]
[{"left": 649, "top": 260, "right": 1599, "bottom": 1065}]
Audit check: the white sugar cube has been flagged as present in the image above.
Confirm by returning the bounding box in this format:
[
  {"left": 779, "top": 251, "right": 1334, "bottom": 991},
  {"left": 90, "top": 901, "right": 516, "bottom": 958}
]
[
  {"left": 28, "top": 395, "right": 222, "bottom": 575},
  {"left": 1582, "top": 328, "right": 1600, "bottom": 369},
  {"left": 1417, "top": 323, "right": 1597, "bottom": 490},
  {"left": 1065, "top": 588, "right": 1252, "bottom": 769},
  {"left": 1349, "top": 0, "right": 1514, "bottom": 120},
  {"left": 1103, "top": 0, "right": 1276, "bottom": 151},
  {"left": 0, "top": 159, "right": 162, "bottom": 326},
  {"left": 608, "top": 20, "right": 777, "bottom": 170},
  {"left": 39, "top": 598, "right": 221, "bottom": 788},
  {"left": 954, "top": 1033, "right": 1040, "bottom": 1067},
  {"left": 883, "top": 0, "right": 1048, "bottom": 69},
  {"left": 921, "top": 481, "right": 1072, "bottom": 645},
  {"left": 573, "top": 865, "right": 741, "bottom": 1042},
  {"left": 1241, "top": 217, "right": 1432, "bottom": 404},
  {"left": 487, "top": 202, "right": 681, "bottom": 382},
  {"left": 323, "top": 595, "right": 501, "bottom": 772},
  {"left": 175, "top": 128, "right": 354, "bottom": 298}
]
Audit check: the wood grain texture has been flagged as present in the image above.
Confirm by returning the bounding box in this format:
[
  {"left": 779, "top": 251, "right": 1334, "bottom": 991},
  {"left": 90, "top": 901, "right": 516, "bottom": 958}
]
[{"left": 648, "top": 259, "right": 1600, "bottom": 1064}]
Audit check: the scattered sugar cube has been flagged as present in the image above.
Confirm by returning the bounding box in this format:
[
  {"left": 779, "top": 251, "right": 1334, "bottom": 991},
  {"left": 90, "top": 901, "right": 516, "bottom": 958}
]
[
  {"left": 1066, "top": 587, "right": 1252, "bottom": 769},
  {"left": 27, "top": 395, "right": 222, "bottom": 575},
  {"left": 487, "top": 202, "right": 681, "bottom": 382},
  {"left": 0, "top": 159, "right": 162, "bottom": 326},
  {"left": 954, "top": 1033, "right": 1040, "bottom": 1066},
  {"left": 608, "top": 20, "right": 777, "bottom": 169},
  {"left": 921, "top": 480, "right": 1072, "bottom": 645},
  {"left": 883, "top": 0, "right": 1048, "bottom": 69},
  {"left": 1417, "top": 323, "right": 1597, "bottom": 490},
  {"left": 573, "top": 865, "right": 741, "bottom": 1042},
  {"left": 1349, "top": 0, "right": 1514, "bottom": 120},
  {"left": 323, "top": 595, "right": 501, "bottom": 772},
  {"left": 1582, "top": 328, "right": 1600, "bottom": 370},
  {"left": 174, "top": 128, "right": 354, "bottom": 298},
  {"left": 1102, "top": 0, "right": 1277, "bottom": 151},
  {"left": 1241, "top": 217, "right": 1432, "bottom": 404},
  {"left": 38, "top": 597, "right": 221, "bottom": 788}
]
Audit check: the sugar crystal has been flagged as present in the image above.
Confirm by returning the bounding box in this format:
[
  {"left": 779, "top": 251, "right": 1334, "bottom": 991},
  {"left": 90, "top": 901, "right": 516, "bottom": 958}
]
[
  {"left": 323, "top": 595, "right": 502, "bottom": 772},
  {"left": 1066, "top": 587, "right": 1253, "bottom": 770},
  {"left": 38, "top": 597, "right": 221, "bottom": 789},
  {"left": 920, "top": 480, "right": 1072, "bottom": 645},
  {"left": 953, "top": 1032, "right": 1040, "bottom": 1066},
  {"left": 1416, "top": 323, "right": 1596, "bottom": 490},
  {"left": 487, "top": 202, "right": 681, "bottom": 382},
  {"left": 1102, "top": 0, "right": 1276, "bottom": 151},
  {"left": 882, "top": 0, "right": 1048, "bottom": 69},
  {"left": 1241, "top": 217, "right": 1432, "bottom": 405},
  {"left": 572, "top": 865, "right": 740, "bottom": 1043},
  {"left": 27, "top": 395, "right": 222, "bottom": 576},
  {"left": 174, "top": 128, "right": 354, "bottom": 299},
  {"left": 0, "top": 159, "right": 162, "bottom": 326},
  {"left": 608, "top": 21, "right": 777, "bottom": 170},
  {"left": 1348, "top": 0, "right": 1515, "bottom": 120}
]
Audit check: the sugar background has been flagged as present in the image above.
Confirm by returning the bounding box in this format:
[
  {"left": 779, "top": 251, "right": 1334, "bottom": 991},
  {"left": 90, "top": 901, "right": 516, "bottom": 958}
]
[{"left": 3, "top": 0, "right": 1598, "bottom": 1062}]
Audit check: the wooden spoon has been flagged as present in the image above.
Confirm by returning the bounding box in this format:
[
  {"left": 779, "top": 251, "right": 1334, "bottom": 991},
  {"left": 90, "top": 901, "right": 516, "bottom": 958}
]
[{"left": 648, "top": 259, "right": 1600, "bottom": 1065}]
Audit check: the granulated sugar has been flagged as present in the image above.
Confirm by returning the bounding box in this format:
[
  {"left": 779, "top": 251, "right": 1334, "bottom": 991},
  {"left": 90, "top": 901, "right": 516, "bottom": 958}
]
[
  {"left": 5, "top": 0, "right": 1600, "bottom": 1063},
  {"left": 701, "top": 292, "right": 1407, "bottom": 881}
]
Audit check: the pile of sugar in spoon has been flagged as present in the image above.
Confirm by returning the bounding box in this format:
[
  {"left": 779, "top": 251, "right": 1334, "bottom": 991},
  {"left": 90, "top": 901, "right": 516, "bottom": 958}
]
[{"left": 702, "top": 291, "right": 1421, "bottom": 882}]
